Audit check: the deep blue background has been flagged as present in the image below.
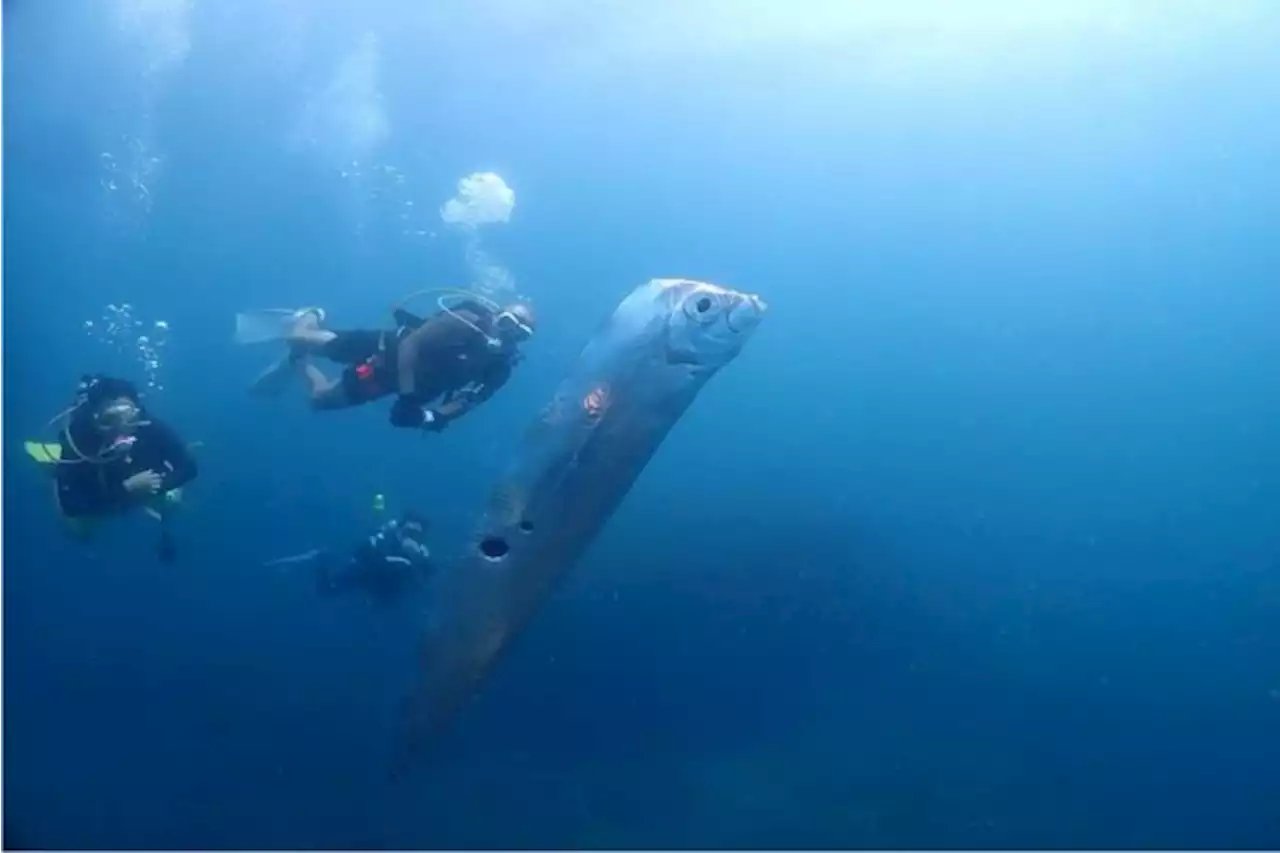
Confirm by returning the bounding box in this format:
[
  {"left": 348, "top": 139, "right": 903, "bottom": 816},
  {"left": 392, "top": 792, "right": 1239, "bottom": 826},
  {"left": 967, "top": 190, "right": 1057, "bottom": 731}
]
[{"left": 5, "top": 1, "right": 1280, "bottom": 847}]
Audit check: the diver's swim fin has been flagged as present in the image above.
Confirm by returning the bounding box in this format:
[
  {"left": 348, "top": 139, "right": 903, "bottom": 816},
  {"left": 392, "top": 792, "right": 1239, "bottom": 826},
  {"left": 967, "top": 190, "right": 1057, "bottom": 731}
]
[
  {"left": 24, "top": 441, "right": 62, "bottom": 464},
  {"left": 157, "top": 528, "right": 177, "bottom": 564},
  {"left": 234, "top": 307, "right": 325, "bottom": 345},
  {"left": 249, "top": 352, "right": 301, "bottom": 398}
]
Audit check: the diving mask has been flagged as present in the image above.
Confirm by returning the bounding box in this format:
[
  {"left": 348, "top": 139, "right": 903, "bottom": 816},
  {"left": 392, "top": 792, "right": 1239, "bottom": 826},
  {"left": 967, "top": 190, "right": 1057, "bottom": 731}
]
[
  {"left": 94, "top": 399, "right": 144, "bottom": 433},
  {"left": 494, "top": 308, "right": 535, "bottom": 342}
]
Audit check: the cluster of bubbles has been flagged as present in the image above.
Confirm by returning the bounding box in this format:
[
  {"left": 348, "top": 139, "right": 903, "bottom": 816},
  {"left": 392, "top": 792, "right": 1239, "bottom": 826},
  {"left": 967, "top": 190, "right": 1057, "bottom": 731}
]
[
  {"left": 83, "top": 304, "right": 170, "bottom": 392},
  {"left": 464, "top": 241, "right": 516, "bottom": 299},
  {"left": 336, "top": 160, "right": 436, "bottom": 243},
  {"left": 440, "top": 172, "right": 515, "bottom": 229},
  {"left": 294, "top": 30, "right": 518, "bottom": 298},
  {"left": 98, "top": 0, "right": 191, "bottom": 231},
  {"left": 440, "top": 172, "right": 519, "bottom": 301},
  {"left": 99, "top": 134, "right": 162, "bottom": 231}
]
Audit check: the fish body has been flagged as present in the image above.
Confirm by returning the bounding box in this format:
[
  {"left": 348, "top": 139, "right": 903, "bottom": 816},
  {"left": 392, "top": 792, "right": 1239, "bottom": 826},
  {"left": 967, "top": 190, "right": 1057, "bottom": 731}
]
[{"left": 402, "top": 277, "right": 767, "bottom": 756}]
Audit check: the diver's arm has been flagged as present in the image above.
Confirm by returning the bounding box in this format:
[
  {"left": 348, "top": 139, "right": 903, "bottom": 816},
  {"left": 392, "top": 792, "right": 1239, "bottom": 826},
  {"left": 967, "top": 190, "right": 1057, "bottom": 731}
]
[
  {"left": 395, "top": 315, "right": 455, "bottom": 397},
  {"left": 393, "top": 307, "right": 426, "bottom": 330},
  {"left": 396, "top": 324, "right": 430, "bottom": 397},
  {"left": 148, "top": 421, "right": 198, "bottom": 490},
  {"left": 430, "top": 392, "right": 471, "bottom": 422},
  {"left": 390, "top": 395, "right": 437, "bottom": 428},
  {"left": 331, "top": 538, "right": 385, "bottom": 591},
  {"left": 395, "top": 306, "right": 489, "bottom": 397},
  {"left": 431, "top": 362, "right": 512, "bottom": 425}
]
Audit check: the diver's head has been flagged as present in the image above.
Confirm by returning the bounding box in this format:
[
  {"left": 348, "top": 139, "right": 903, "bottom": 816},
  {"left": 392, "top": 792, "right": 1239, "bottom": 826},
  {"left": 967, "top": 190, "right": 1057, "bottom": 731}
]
[
  {"left": 93, "top": 396, "right": 144, "bottom": 436},
  {"left": 494, "top": 302, "right": 536, "bottom": 345},
  {"left": 399, "top": 511, "right": 428, "bottom": 538},
  {"left": 396, "top": 512, "right": 430, "bottom": 559},
  {"left": 75, "top": 375, "right": 146, "bottom": 437}
]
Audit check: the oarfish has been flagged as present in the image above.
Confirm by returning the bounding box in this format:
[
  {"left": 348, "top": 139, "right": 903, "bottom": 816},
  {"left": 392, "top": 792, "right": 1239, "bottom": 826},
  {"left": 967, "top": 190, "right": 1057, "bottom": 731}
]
[{"left": 400, "top": 277, "right": 767, "bottom": 759}]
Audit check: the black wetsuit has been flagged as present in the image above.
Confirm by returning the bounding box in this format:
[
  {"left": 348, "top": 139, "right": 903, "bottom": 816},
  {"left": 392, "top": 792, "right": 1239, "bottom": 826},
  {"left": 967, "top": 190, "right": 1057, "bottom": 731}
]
[
  {"left": 317, "top": 518, "right": 432, "bottom": 602},
  {"left": 312, "top": 304, "right": 517, "bottom": 427},
  {"left": 55, "top": 414, "right": 198, "bottom": 519}
]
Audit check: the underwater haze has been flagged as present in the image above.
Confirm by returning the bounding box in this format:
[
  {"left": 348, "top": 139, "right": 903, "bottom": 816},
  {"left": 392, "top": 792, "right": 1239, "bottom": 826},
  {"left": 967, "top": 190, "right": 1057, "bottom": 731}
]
[{"left": 5, "top": 0, "right": 1280, "bottom": 847}]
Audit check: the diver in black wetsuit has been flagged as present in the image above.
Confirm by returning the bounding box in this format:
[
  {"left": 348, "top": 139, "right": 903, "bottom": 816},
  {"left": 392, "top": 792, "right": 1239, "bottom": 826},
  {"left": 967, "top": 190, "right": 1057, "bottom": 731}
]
[
  {"left": 51, "top": 374, "right": 198, "bottom": 563},
  {"left": 248, "top": 294, "right": 536, "bottom": 431},
  {"left": 311, "top": 511, "right": 433, "bottom": 604}
]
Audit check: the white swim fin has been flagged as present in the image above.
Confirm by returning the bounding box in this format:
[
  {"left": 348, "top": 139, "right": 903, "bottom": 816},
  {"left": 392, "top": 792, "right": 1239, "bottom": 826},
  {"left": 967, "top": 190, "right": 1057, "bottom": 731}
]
[
  {"left": 234, "top": 307, "right": 326, "bottom": 345},
  {"left": 249, "top": 351, "right": 301, "bottom": 398},
  {"left": 263, "top": 548, "right": 325, "bottom": 569}
]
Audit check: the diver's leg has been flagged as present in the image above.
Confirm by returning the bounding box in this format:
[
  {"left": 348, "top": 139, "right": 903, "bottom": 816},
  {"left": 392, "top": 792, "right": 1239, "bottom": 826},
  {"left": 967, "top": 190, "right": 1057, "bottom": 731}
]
[
  {"left": 289, "top": 320, "right": 392, "bottom": 363},
  {"left": 316, "top": 556, "right": 359, "bottom": 596},
  {"left": 156, "top": 525, "right": 178, "bottom": 564},
  {"left": 304, "top": 364, "right": 342, "bottom": 401},
  {"left": 307, "top": 329, "right": 386, "bottom": 366},
  {"left": 249, "top": 351, "right": 305, "bottom": 397},
  {"left": 251, "top": 314, "right": 364, "bottom": 399},
  {"left": 248, "top": 311, "right": 322, "bottom": 397},
  {"left": 306, "top": 365, "right": 369, "bottom": 411},
  {"left": 314, "top": 556, "right": 338, "bottom": 595},
  {"left": 284, "top": 312, "right": 339, "bottom": 350}
]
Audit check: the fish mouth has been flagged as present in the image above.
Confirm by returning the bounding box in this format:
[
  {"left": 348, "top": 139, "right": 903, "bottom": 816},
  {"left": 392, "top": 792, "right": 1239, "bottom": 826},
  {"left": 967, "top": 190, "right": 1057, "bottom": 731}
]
[{"left": 726, "top": 295, "right": 766, "bottom": 334}]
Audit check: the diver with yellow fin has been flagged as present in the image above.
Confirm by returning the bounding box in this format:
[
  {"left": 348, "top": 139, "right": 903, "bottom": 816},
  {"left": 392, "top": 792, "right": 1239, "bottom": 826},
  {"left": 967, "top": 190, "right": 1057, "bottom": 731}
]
[
  {"left": 26, "top": 374, "right": 199, "bottom": 563},
  {"left": 238, "top": 289, "right": 535, "bottom": 431}
]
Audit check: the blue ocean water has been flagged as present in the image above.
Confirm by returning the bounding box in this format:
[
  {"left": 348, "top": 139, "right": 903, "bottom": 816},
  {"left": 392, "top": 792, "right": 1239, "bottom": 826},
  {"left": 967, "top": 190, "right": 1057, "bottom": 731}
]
[{"left": 5, "top": 1, "right": 1280, "bottom": 848}]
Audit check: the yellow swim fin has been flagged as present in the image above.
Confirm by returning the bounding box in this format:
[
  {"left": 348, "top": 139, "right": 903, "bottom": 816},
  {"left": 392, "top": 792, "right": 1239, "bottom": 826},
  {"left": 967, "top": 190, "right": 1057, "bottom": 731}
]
[
  {"left": 24, "top": 439, "right": 201, "bottom": 465},
  {"left": 25, "top": 441, "right": 62, "bottom": 464}
]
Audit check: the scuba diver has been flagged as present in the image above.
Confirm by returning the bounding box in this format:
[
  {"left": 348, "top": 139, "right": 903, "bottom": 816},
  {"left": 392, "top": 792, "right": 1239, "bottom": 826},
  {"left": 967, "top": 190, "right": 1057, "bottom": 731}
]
[
  {"left": 238, "top": 290, "right": 536, "bottom": 431},
  {"left": 264, "top": 509, "right": 433, "bottom": 605},
  {"left": 25, "top": 374, "right": 199, "bottom": 563}
]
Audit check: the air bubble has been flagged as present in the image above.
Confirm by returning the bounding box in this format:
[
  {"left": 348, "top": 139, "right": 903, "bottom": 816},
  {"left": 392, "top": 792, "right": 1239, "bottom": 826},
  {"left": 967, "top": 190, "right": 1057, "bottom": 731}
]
[{"left": 83, "top": 304, "right": 169, "bottom": 394}]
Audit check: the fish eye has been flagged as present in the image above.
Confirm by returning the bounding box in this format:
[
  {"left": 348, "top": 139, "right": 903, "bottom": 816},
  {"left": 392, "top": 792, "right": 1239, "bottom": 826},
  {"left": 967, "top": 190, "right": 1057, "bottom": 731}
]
[{"left": 684, "top": 291, "right": 722, "bottom": 323}]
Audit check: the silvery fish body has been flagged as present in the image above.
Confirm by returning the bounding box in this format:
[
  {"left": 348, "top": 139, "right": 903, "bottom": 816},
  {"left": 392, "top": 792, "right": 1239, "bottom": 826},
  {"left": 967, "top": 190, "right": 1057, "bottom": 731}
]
[{"left": 402, "top": 277, "right": 766, "bottom": 754}]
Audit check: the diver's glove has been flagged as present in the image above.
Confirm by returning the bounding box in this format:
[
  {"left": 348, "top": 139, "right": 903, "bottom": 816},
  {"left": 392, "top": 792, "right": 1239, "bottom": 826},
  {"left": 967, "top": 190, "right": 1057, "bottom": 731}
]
[{"left": 390, "top": 395, "right": 444, "bottom": 431}]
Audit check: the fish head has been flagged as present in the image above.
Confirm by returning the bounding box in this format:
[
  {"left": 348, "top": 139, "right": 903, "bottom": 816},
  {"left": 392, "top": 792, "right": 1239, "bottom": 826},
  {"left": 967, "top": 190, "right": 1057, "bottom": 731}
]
[{"left": 657, "top": 278, "right": 767, "bottom": 367}]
